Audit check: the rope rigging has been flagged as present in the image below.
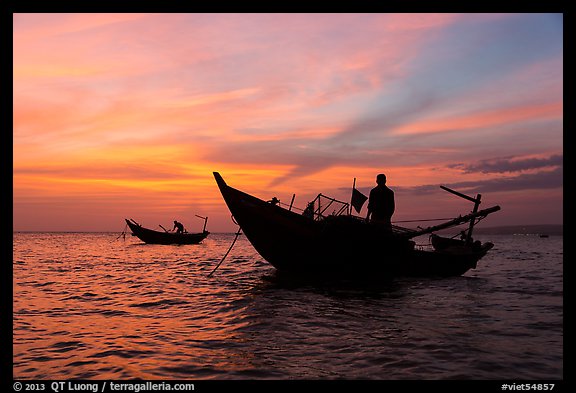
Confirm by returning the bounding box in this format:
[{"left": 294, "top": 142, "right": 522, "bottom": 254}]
[
  {"left": 276, "top": 196, "right": 479, "bottom": 225},
  {"left": 207, "top": 216, "right": 242, "bottom": 278},
  {"left": 114, "top": 222, "right": 128, "bottom": 241}
]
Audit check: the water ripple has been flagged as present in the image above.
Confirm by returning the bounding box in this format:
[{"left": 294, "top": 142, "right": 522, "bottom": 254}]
[{"left": 13, "top": 233, "right": 563, "bottom": 380}]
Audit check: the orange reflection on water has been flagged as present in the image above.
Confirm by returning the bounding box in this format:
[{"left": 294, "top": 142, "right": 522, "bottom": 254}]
[{"left": 13, "top": 233, "right": 259, "bottom": 379}]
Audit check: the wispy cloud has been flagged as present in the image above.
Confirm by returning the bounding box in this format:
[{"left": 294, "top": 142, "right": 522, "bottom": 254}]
[
  {"left": 397, "top": 166, "right": 562, "bottom": 195},
  {"left": 449, "top": 154, "right": 563, "bottom": 174}
]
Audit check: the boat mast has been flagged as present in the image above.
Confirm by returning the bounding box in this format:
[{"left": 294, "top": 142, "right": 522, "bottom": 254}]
[
  {"left": 440, "top": 186, "right": 481, "bottom": 244},
  {"left": 288, "top": 194, "right": 296, "bottom": 211},
  {"left": 195, "top": 215, "right": 208, "bottom": 232},
  {"left": 405, "top": 205, "right": 500, "bottom": 239},
  {"left": 349, "top": 178, "right": 356, "bottom": 215},
  {"left": 467, "top": 194, "right": 481, "bottom": 243}
]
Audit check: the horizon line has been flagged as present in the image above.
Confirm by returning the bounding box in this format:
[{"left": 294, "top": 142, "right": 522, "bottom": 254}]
[{"left": 12, "top": 223, "right": 564, "bottom": 234}]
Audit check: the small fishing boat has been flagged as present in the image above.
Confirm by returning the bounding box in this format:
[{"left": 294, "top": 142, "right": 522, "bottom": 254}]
[
  {"left": 213, "top": 172, "right": 500, "bottom": 278},
  {"left": 125, "top": 217, "right": 209, "bottom": 245}
]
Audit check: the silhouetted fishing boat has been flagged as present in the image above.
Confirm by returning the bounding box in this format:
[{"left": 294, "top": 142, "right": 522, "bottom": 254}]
[
  {"left": 213, "top": 172, "right": 500, "bottom": 278},
  {"left": 125, "top": 217, "right": 209, "bottom": 245}
]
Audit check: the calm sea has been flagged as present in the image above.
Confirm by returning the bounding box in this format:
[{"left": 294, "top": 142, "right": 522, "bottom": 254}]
[{"left": 13, "top": 232, "right": 563, "bottom": 380}]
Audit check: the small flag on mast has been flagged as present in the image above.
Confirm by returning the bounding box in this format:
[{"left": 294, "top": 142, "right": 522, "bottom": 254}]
[{"left": 351, "top": 187, "right": 368, "bottom": 213}]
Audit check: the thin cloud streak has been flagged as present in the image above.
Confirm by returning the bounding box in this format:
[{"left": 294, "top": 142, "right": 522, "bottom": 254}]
[
  {"left": 449, "top": 154, "right": 563, "bottom": 174},
  {"left": 396, "top": 166, "right": 562, "bottom": 195}
]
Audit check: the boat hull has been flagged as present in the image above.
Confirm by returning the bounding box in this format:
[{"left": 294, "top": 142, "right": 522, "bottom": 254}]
[
  {"left": 125, "top": 219, "right": 209, "bottom": 245},
  {"left": 213, "top": 172, "right": 492, "bottom": 278}
]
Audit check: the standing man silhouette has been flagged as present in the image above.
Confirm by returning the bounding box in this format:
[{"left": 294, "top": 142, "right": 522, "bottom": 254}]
[{"left": 366, "top": 173, "right": 395, "bottom": 230}]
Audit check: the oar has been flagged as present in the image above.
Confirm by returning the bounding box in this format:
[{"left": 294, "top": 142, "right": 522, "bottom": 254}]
[{"left": 159, "top": 224, "right": 169, "bottom": 232}]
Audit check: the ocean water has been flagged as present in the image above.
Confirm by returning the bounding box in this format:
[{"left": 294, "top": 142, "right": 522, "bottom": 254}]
[{"left": 13, "top": 232, "right": 563, "bottom": 380}]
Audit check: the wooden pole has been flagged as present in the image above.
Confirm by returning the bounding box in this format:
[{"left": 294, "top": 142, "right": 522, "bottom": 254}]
[
  {"left": 349, "top": 178, "right": 356, "bottom": 215},
  {"left": 440, "top": 185, "right": 479, "bottom": 203},
  {"left": 466, "top": 194, "right": 481, "bottom": 244},
  {"left": 195, "top": 215, "right": 208, "bottom": 232},
  {"left": 405, "top": 205, "right": 500, "bottom": 239},
  {"left": 289, "top": 194, "right": 295, "bottom": 211},
  {"left": 439, "top": 186, "right": 484, "bottom": 244}
]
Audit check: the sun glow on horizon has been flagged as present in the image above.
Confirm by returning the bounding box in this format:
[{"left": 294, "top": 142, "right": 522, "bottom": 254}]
[{"left": 13, "top": 13, "right": 563, "bottom": 232}]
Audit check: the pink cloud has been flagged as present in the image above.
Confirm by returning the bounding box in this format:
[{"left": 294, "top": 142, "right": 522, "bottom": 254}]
[
  {"left": 393, "top": 101, "right": 562, "bottom": 135},
  {"left": 13, "top": 13, "right": 148, "bottom": 40}
]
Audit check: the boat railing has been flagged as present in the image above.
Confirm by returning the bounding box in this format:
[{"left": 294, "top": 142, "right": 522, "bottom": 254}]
[{"left": 303, "top": 193, "right": 351, "bottom": 221}]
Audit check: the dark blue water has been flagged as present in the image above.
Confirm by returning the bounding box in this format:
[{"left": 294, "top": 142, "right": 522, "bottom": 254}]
[{"left": 13, "top": 233, "right": 563, "bottom": 380}]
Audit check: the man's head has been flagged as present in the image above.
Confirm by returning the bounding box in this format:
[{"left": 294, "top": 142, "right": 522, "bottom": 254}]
[{"left": 376, "top": 173, "right": 386, "bottom": 185}]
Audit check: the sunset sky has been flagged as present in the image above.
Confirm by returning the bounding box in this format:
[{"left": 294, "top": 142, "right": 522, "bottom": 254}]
[{"left": 13, "top": 13, "right": 563, "bottom": 232}]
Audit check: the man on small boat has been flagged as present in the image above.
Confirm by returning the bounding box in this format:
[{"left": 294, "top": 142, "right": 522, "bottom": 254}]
[
  {"left": 173, "top": 220, "right": 185, "bottom": 234},
  {"left": 366, "top": 173, "right": 395, "bottom": 230}
]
